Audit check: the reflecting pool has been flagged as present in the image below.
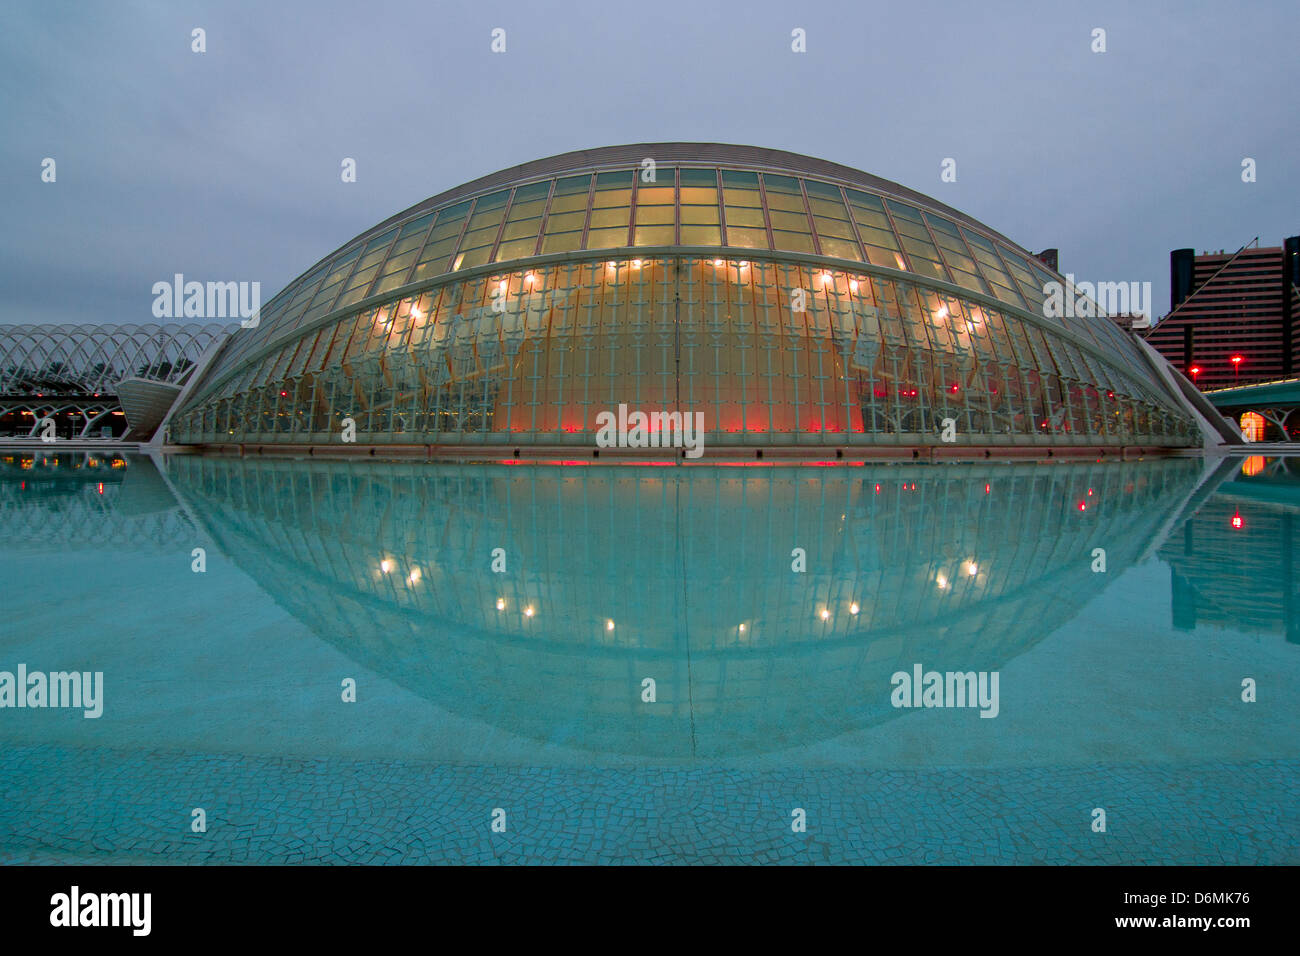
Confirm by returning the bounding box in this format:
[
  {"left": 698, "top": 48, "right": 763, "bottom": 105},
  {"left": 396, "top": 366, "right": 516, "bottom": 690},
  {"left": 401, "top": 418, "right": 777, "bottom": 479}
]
[{"left": 1, "top": 451, "right": 1297, "bottom": 863}]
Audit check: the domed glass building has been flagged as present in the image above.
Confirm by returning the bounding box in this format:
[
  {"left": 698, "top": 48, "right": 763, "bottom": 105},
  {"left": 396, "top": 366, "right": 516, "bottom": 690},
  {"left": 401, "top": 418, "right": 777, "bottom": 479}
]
[{"left": 168, "top": 144, "right": 1206, "bottom": 453}]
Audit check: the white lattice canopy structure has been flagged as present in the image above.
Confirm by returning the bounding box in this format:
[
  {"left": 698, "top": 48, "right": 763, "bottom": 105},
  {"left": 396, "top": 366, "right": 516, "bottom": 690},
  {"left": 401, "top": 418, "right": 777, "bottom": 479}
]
[{"left": 0, "top": 322, "right": 228, "bottom": 439}]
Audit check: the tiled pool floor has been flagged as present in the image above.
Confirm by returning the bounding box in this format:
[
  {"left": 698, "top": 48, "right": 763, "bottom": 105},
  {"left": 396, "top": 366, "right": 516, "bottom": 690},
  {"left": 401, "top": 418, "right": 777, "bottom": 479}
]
[{"left": 4, "top": 746, "right": 1296, "bottom": 865}]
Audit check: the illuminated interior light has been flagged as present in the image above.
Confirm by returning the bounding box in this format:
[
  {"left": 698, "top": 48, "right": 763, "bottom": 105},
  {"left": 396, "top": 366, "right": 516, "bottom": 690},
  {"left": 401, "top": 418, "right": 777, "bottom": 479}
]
[
  {"left": 936, "top": 574, "right": 948, "bottom": 590},
  {"left": 496, "top": 598, "right": 506, "bottom": 610},
  {"left": 408, "top": 568, "right": 421, "bottom": 584},
  {"left": 849, "top": 602, "right": 860, "bottom": 615},
  {"left": 966, "top": 562, "right": 977, "bottom": 576},
  {"left": 524, "top": 605, "right": 535, "bottom": 617},
  {"left": 714, "top": 259, "right": 725, "bottom": 267},
  {"left": 820, "top": 609, "right": 830, "bottom": 620},
  {"left": 1240, "top": 412, "right": 1265, "bottom": 441},
  {"left": 738, "top": 623, "right": 746, "bottom": 633},
  {"left": 631, "top": 259, "right": 642, "bottom": 268},
  {"left": 379, "top": 559, "right": 393, "bottom": 574},
  {"left": 605, "top": 619, "right": 615, "bottom": 631},
  {"left": 850, "top": 279, "right": 859, "bottom": 292}
]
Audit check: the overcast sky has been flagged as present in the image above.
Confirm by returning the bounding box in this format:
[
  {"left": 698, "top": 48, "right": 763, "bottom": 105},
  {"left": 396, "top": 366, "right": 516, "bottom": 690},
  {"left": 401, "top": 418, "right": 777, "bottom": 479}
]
[{"left": 2, "top": 0, "right": 1295, "bottom": 327}]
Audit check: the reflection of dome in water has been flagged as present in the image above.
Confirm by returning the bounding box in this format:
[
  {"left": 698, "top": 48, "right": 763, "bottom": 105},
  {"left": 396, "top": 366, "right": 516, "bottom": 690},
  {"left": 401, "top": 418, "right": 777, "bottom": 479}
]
[
  {"left": 167, "top": 457, "right": 1205, "bottom": 757},
  {"left": 167, "top": 144, "right": 1202, "bottom": 452}
]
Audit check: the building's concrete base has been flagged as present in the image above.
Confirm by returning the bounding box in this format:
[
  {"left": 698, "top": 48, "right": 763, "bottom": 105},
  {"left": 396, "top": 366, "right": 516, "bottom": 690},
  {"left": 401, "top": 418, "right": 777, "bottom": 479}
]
[{"left": 164, "top": 441, "right": 1201, "bottom": 464}]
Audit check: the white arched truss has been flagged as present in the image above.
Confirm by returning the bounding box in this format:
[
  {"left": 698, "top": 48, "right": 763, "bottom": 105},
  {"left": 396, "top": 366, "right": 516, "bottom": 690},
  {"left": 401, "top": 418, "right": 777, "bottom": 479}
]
[{"left": 0, "top": 323, "right": 231, "bottom": 396}]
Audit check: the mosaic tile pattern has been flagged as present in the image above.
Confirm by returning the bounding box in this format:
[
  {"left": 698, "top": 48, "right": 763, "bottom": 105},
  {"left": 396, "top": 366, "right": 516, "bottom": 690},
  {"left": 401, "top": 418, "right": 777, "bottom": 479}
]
[{"left": 3, "top": 746, "right": 1295, "bottom": 865}]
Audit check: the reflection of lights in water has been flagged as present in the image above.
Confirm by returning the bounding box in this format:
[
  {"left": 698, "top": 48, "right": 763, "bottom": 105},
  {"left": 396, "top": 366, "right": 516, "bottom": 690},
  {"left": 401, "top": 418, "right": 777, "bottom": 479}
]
[{"left": 1241, "top": 456, "right": 1265, "bottom": 477}]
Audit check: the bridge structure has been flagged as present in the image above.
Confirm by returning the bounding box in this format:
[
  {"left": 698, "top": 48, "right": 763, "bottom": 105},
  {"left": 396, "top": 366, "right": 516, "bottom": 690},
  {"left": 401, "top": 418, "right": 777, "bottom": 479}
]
[{"left": 1204, "top": 377, "right": 1300, "bottom": 443}]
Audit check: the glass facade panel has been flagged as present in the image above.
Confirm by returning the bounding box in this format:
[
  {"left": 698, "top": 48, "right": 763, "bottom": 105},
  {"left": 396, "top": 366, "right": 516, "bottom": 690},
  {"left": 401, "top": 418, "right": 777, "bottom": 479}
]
[
  {"left": 924, "top": 214, "right": 987, "bottom": 294},
  {"left": 885, "top": 201, "right": 950, "bottom": 283},
  {"left": 539, "top": 175, "right": 590, "bottom": 254},
  {"left": 959, "top": 228, "right": 1025, "bottom": 307},
  {"left": 490, "top": 182, "right": 549, "bottom": 263},
  {"left": 634, "top": 173, "right": 676, "bottom": 249}
]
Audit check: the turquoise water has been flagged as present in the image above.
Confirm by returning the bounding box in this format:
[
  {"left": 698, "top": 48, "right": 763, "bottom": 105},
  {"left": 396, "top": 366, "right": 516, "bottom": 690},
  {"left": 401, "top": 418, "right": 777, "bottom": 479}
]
[{"left": 1, "top": 451, "right": 1296, "bottom": 864}]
